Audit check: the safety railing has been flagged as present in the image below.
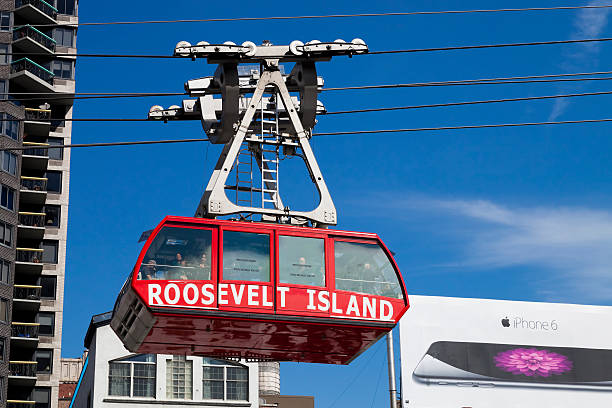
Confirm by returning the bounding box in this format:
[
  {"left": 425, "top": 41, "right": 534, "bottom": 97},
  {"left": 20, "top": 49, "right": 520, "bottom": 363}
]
[
  {"left": 14, "top": 284, "right": 42, "bottom": 300},
  {"left": 25, "top": 107, "right": 51, "bottom": 121},
  {"left": 7, "top": 400, "right": 36, "bottom": 408},
  {"left": 13, "top": 25, "right": 56, "bottom": 51},
  {"left": 19, "top": 212, "right": 46, "bottom": 227},
  {"left": 15, "top": 0, "right": 58, "bottom": 19},
  {"left": 20, "top": 176, "right": 47, "bottom": 191},
  {"left": 11, "top": 58, "right": 54, "bottom": 84},
  {"left": 9, "top": 361, "right": 37, "bottom": 377},
  {"left": 22, "top": 142, "right": 50, "bottom": 157},
  {"left": 11, "top": 322, "right": 40, "bottom": 339},
  {"left": 16, "top": 248, "right": 43, "bottom": 263}
]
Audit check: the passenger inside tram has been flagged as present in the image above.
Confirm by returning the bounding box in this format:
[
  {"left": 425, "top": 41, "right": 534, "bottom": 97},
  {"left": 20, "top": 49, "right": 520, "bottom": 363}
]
[
  {"left": 139, "top": 227, "right": 212, "bottom": 281},
  {"left": 278, "top": 235, "right": 325, "bottom": 287}
]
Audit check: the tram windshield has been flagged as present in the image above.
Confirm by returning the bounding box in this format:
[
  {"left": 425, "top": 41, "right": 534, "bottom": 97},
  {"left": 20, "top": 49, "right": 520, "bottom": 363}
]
[
  {"left": 334, "top": 241, "right": 403, "bottom": 299},
  {"left": 139, "top": 227, "right": 212, "bottom": 281}
]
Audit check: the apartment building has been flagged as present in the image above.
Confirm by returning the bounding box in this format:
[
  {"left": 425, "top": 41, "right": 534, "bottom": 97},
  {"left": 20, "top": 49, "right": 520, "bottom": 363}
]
[{"left": 0, "top": 1, "right": 78, "bottom": 407}]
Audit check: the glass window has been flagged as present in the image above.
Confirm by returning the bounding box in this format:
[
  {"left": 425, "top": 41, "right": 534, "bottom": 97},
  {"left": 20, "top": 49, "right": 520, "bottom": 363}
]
[
  {"left": 222, "top": 231, "right": 270, "bottom": 282},
  {"left": 279, "top": 236, "right": 325, "bottom": 286},
  {"left": 0, "top": 222, "right": 12, "bottom": 247},
  {"left": 166, "top": 355, "right": 192, "bottom": 399},
  {"left": 2, "top": 151, "right": 17, "bottom": 175},
  {"left": 2, "top": 114, "right": 19, "bottom": 141},
  {"left": 0, "top": 44, "right": 8, "bottom": 65},
  {"left": 0, "top": 12, "right": 9, "bottom": 31},
  {"left": 56, "top": 0, "right": 76, "bottom": 15},
  {"left": 139, "top": 227, "right": 212, "bottom": 281},
  {"left": 47, "top": 137, "right": 64, "bottom": 160},
  {"left": 35, "top": 349, "right": 53, "bottom": 373},
  {"left": 33, "top": 387, "right": 51, "bottom": 408},
  {"left": 40, "top": 276, "right": 56, "bottom": 299},
  {"left": 202, "top": 358, "right": 248, "bottom": 401},
  {"left": 53, "top": 28, "right": 74, "bottom": 47},
  {"left": 37, "top": 312, "right": 55, "bottom": 336},
  {"left": 0, "top": 185, "right": 14, "bottom": 211},
  {"left": 0, "top": 260, "right": 8, "bottom": 284},
  {"left": 0, "top": 299, "right": 7, "bottom": 323},
  {"left": 42, "top": 240, "right": 58, "bottom": 264},
  {"left": 51, "top": 60, "right": 73, "bottom": 79},
  {"left": 109, "top": 354, "right": 156, "bottom": 398},
  {"left": 202, "top": 366, "right": 224, "bottom": 399},
  {"left": 45, "top": 171, "right": 62, "bottom": 193},
  {"left": 0, "top": 80, "right": 7, "bottom": 99},
  {"left": 45, "top": 205, "right": 61, "bottom": 227},
  {"left": 334, "top": 241, "right": 403, "bottom": 299},
  {"left": 0, "top": 338, "right": 4, "bottom": 361}
]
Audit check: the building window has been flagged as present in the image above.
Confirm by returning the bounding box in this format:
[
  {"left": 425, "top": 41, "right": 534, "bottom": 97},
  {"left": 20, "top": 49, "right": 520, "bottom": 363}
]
[
  {"left": 35, "top": 349, "right": 53, "bottom": 373},
  {"left": 51, "top": 60, "right": 73, "bottom": 79},
  {"left": 45, "top": 171, "right": 62, "bottom": 193},
  {"left": 2, "top": 151, "right": 17, "bottom": 176},
  {"left": 40, "top": 275, "right": 56, "bottom": 299},
  {"left": 166, "top": 355, "right": 192, "bottom": 399},
  {"left": 56, "top": 0, "right": 76, "bottom": 15},
  {"left": 108, "top": 354, "right": 156, "bottom": 398},
  {"left": 1, "top": 114, "right": 19, "bottom": 141},
  {"left": 0, "top": 260, "right": 8, "bottom": 284},
  {"left": 0, "top": 338, "right": 5, "bottom": 361},
  {"left": 0, "top": 222, "right": 12, "bottom": 247},
  {"left": 33, "top": 387, "right": 51, "bottom": 408},
  {"left": 0, "top": 44, "right": 8, "bottom": 65},
  {"left": 202, "top": 358, "right": 248, "bottom": 401},
  {"left": 44, "top": 205, "right": 61, "bottom": 227},
  {"left": 0, "top": 185, "right": 14, "bottom": 211},
  {"left": 0, "top": 80, "right": 7, "bottom": 99},
  {"left": 37, "top": 312, "right": 55, "bottom": 336},
  {"left": 0, "top": 299, "right": 7, "bottom": 323},
  {"left": 0, "top": 12, "right": 10, "bottom": 31},
  {"left": 53, "top": 28, "right": 74, "bottom": 47},
  {"left": 47, "top": 137, "right": 64, "bottom": 160},
  {"left": 41, "top": 240, "right": 58, "bottom": 264}
]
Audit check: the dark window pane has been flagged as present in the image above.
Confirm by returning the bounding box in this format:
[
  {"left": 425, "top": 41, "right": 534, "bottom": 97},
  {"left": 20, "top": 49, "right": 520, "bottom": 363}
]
[
  {"left": 0, "top": 44, "right": 8, "bottom": 65},
  {"left": 42, "top": 240, "right": 58, "bottom": 264},
  {"left": 0, "top": 260, "right": 9, "bottom": 284},
  {"left": 0, "top": 299, "right": 7, "bottom": 322},
  {"left": 0, "top": 185, "right": 14, "bottom": 210},
  {"left": 47, "top": 137, "right": 64, "bottom": 160},
  {"left": 0, "top": 12, "right": 9, "bottom": 31},
  {"left": 40, "top": 276, "right": 56, "bottom": 299},
  {"left": 37, "top": 312, "right": 55, "bottom": 336},
  {"left": 35, "top": 349, "right": 53, "bottom": 373},
  {"left": 222, "top": 231, "right": 270, "bottom": 282},
  {"left": 53, "top": 28, "right": 74, "bottom": 47},
  {"left": 45, "top": 171, "right": 62, "bottom": 193},
  {"left": 57, "top": 0, "right": 76, "bottom": 15},
  {"left": 45, "top": 205, "right": 61, "bottom": 227},
  {"left": 33, "top": 387, "right": 51, "bottom": 408},
  {"left": 0, "top": 338, "right": 4, "bottom": 361}
]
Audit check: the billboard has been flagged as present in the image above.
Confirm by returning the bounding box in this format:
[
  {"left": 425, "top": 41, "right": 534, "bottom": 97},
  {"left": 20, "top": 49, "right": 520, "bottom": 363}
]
[{"left": 399, "top": 296, "right": 612, "bottom": 407}]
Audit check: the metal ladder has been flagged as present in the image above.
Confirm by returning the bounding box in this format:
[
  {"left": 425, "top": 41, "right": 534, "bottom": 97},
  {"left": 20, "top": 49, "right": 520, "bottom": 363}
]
[
  {"left": 234, "top": 142, "right": 254, "bottom": 209},
  {"left": 260, "top": 93, "right": 281, "bottom": 210}
]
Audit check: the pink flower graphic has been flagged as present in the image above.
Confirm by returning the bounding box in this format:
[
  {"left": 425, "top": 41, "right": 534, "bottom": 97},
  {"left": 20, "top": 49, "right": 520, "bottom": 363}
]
[{"left": 494, "top": 348, "right": 573, "bottom": 377}]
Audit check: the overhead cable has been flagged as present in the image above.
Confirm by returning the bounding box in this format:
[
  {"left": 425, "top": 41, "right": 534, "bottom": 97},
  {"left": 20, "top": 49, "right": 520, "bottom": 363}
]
[
  {"left": 25, "top": 5, "right": 612, "bottom": 28},
  {"left": 0, "top": 138, "right": 209, "bottom": 150}
]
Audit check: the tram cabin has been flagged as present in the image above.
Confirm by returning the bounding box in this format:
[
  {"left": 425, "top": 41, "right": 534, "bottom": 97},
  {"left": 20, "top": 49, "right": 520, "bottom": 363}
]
[{"left": 111, "top": 216, "right": 409, "bottom": 365}]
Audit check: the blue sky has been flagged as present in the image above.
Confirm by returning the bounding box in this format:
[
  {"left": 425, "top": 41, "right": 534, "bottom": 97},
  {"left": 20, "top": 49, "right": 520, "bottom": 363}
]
[{"left": 64, "top": 0, "right": 612, "bottom": 406}]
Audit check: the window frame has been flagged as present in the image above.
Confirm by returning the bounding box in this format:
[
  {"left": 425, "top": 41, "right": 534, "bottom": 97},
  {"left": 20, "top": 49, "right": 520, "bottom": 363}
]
[
  {"left": 45, "top": 170, "right": 62, "bottom": 193},
  {"left": 0, "top": 43, "right": 9, "bottom": 65},
  {"left": 202, "top": 359, "right": 249, "bottom": 401},
  {"left": 0, "top": 260, "right": 8, "bottom": 285},
  {"left": 34, "top": 349, "right": 53, "bottom": 374},
  {"left": 220, "top": 226, "right": 274, "bottom": 284},
  {"left": 41, "top": 240, "right": 59, "bottom": 264},
  {"left": 1, "top": 113, "right": 20, "bottom": 141},
  {"left": 56, "top": 0, "right": 76, "bottom": 16},
  {"left": 0, "top": 298, "right": 7, "bottom": 323},
  {"left": 36, "top": 312, "right": 55, "bottom": 336},
  {"left": 53, "top": 27, "right": 74, "bottom": 47},
  {"left": 277, "top": 233, "right": 327, "bottom": 288},
  {"left": 0, "top": 337, "right": 5, "bottom": 361},
  {"left": 51, "top": 60, "right": 74, "bottom": 80},
  {"left": 108, "top": 354, "right": 156, "bottom": 398},
  {"left": 0, "top": 12, "right": 10, "bottom": 32},
  {"left": 44, "top": 204, "right": 61, "bottom": 227},
  {"left": 33, "top": 387, "right": 51, "bottom": 408},
  {"left": 1, "top": 151, "right": 17, "bottom": 176},
  {"left": 40, "top": 275, "right": 57, "bottom": 299},
  {"left": 0, "top": 221, "right": 13, "bottom": 248}
]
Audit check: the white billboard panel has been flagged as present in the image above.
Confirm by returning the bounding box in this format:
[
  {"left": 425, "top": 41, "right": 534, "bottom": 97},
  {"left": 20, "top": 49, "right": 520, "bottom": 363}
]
[{"left": 399, "top": 296, "right": 612, "bottom": 407}]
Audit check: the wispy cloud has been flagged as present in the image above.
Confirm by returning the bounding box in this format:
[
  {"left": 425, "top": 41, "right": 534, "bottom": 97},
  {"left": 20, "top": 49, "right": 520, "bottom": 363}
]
[
  {"left": 409, "top": 197, "right": 612, "bottom": 302},
  {"left": 549, "top": 0, "right": 611, "bottom": 120}
]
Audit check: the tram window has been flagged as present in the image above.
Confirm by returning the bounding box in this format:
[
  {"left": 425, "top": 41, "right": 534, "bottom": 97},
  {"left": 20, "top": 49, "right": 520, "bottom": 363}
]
[
  {"left": 222, "top": 231, "right": 270, "bottom": 282},
  {"left": 279, "top": 236, "right": 325, "bottom": 287},
  {"left": 139, "top": 227, "right": 212, "bottom": 281},
  {"left": 334, "top": 241, "right": 403, "bottom": 299}
]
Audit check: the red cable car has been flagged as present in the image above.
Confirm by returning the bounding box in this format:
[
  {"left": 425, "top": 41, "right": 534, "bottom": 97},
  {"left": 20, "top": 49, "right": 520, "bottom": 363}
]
[{"left": 111, "top": 216, "right": 409, "bottom": 365}]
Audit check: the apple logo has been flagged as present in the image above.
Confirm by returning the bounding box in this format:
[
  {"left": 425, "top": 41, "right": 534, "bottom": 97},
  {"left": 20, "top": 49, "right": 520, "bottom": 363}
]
[{"left": 501, "top": 317, "right": 510, "bottom": 328}]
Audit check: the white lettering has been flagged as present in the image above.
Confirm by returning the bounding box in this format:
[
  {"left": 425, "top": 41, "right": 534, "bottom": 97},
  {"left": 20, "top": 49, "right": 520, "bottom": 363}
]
[
  {"left": 148, "top": 284, "right": 162, "bottom": 305},
  {"left": 262, "top": 286, "right": 273, "bottom": 307},
  {"left": 317, "top": 291, "right": 330, "bottom": 311},
  {"left": 218, "top": 283, "right": 229, "bottom": 305},
  {"left": 164, "top": 284, "right": 180, "bottom": 305},
  {"left": 277, "top": 287, "right": 289, "bottom": 308},
  {"left": 247, "top": 285, "right": 259, "bottom": 306},
  {"left": 306, "top": 289, "right": 317, "bottom": 310},
  {"left": 331, "top": 293, "right": 343, "bottom": 314},
  {"left": 346, "top": 295, "right": 360, "bottom": 316},
  {"left": 363, "top": 297, "right": 376, "bottom": 318},
  {"left": 201, "top": 284, "right": 215, "bottom": 306},
  {"left": 183, "top": 284, "right": 198, "bottom": 305},
  {"left": 230, "top": 284, "right": 245, "bottom": 305},
  {"left": 380, "top": 300, "right": 393, "bottom": 320}
]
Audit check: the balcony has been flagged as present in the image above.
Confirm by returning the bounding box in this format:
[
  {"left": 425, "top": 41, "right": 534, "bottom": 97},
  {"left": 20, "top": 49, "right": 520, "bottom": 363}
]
[
  {"left": 15, "top": 248, "right": 44, "bottom": 274},
  {"left": 8, "top": 361, "right": 38, "bottom": 386},
  {"left": 24, "top": 108, "right": 52, "bottom": 136},
  {"left": 20, "top": 176, "right": 47, "bottom": 204},
  {"left": 18, "top": 211, "right": 46, "bottom": 240},
  {"left": 14, "top": 0, "right": 58, "bottom": 25},
  {"left": 10, "top": 58, "right": 55, "bottom": 92},
  {"left": 13, "top": 25, "right": 56, "bottom": 55},
  {"left": 7, "top": 401, "right": 36, "bottom": 408},
  {"left": 22, "top": 142, "right": 49, "bottom": 171},
  {"left": 11, "top": 322, "right": 40, "bottom": 347},
  {"left": 13, "top": 285, "right": 42, "bottom": 311}
]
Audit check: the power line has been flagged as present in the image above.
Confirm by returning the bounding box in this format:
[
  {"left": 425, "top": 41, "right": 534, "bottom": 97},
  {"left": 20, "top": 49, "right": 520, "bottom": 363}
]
[
  {"left": 2, "top": 92, "right": 187, "bottom": 102},
  {"left": 1, "top": 138, "right": 209, "bottom": 151},
  {"left": 25, "top": 5, "right": 612, "bottom": 28},
  {"left": 323, "top": 90, "right": 612, "bottom": 115}
]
